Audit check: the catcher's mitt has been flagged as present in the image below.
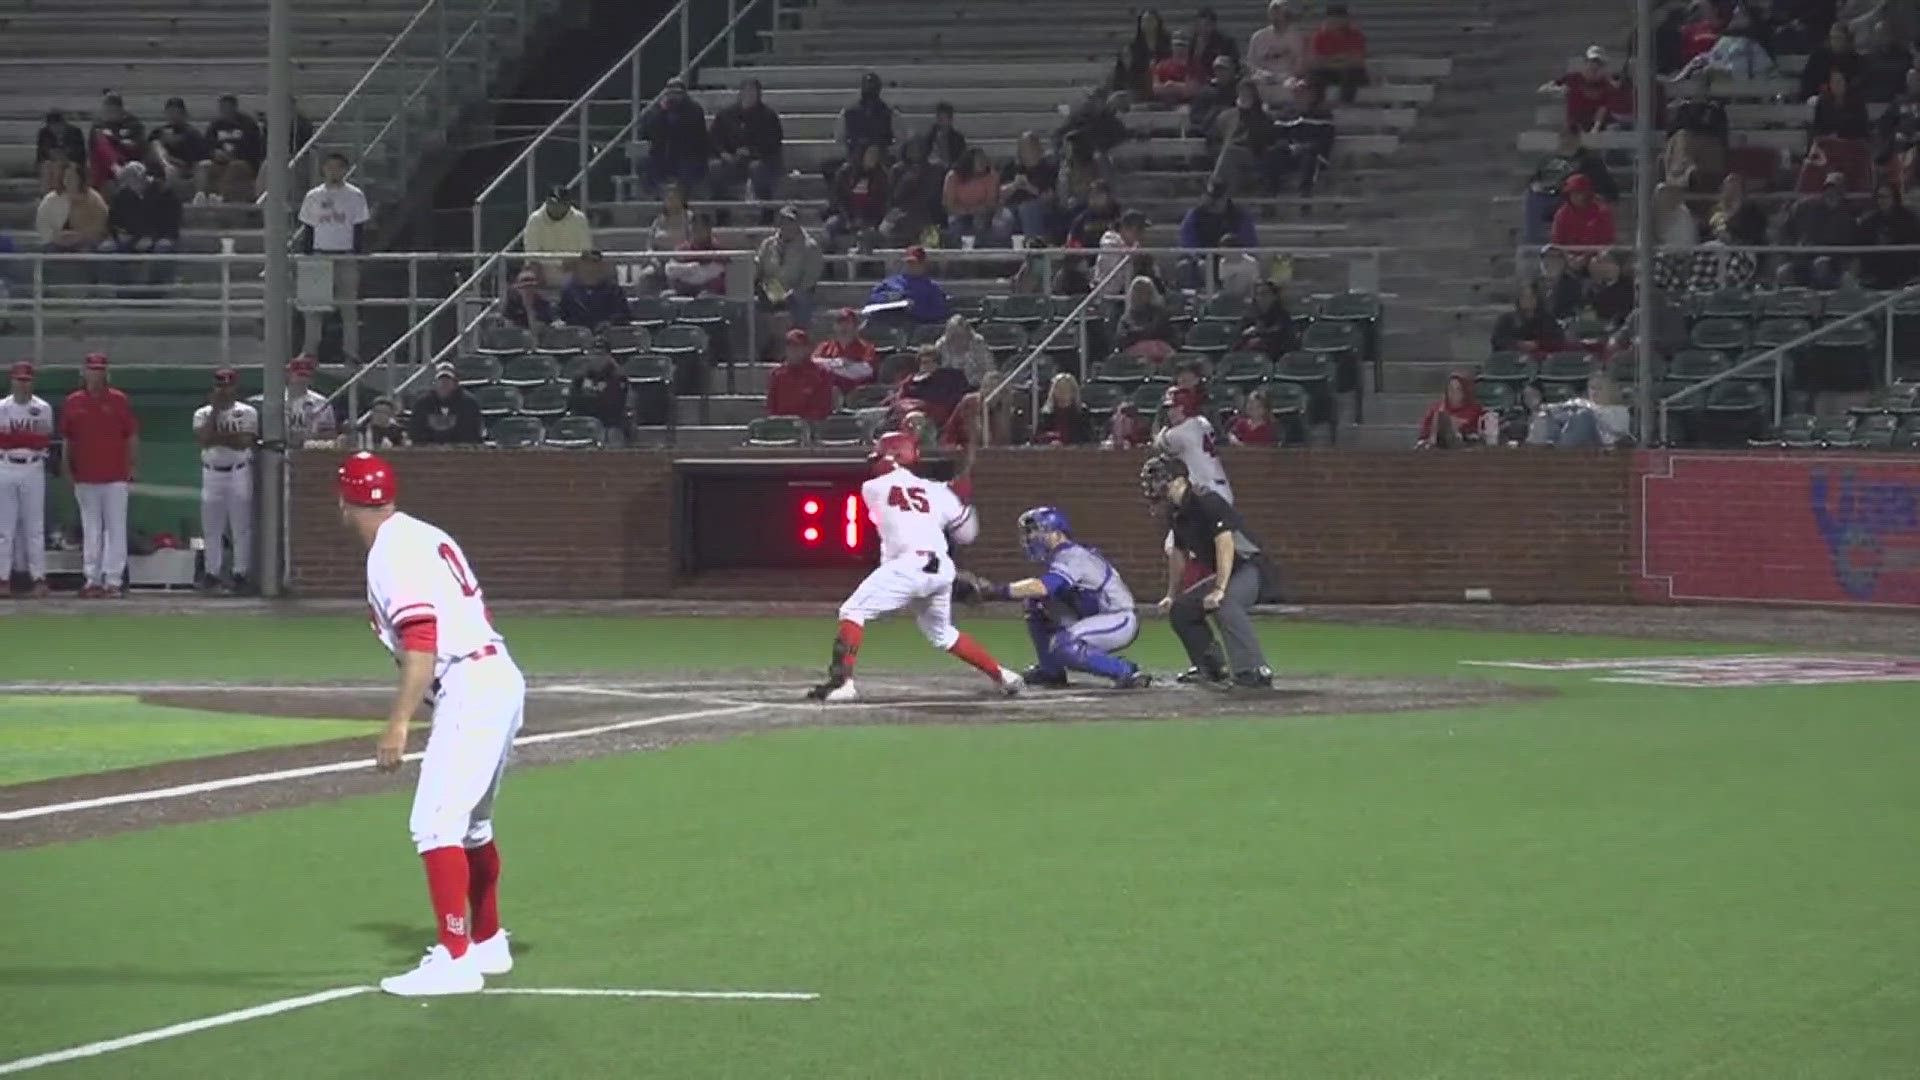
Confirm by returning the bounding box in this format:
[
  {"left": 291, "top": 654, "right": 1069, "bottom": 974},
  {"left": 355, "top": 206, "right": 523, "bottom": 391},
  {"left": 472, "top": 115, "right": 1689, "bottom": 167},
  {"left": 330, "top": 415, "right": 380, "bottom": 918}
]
[{"left": 952, "top": 569, "right": 997, "bottom": 603}]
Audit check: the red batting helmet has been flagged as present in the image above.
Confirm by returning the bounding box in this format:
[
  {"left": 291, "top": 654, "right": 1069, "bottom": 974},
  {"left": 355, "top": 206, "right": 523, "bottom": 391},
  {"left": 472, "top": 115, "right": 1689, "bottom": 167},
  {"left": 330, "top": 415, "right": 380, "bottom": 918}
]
[
  {"left": 337, "top": 451, "right": 397, "bottom": 507},
  {"left": 1163, "top": 385, "right": 1202, "bottom": 418},
  {"left": 869, "top": 430, "right": 921, "bottom": 474}
]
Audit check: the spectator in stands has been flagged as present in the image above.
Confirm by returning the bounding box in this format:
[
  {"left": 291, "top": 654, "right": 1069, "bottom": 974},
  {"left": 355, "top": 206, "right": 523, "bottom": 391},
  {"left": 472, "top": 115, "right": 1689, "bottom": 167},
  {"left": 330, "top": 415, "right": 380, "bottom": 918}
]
[
  {"left": 756, "top": 204, "right": 825, "bottom": 336},
  {"left": 1812, "top": 71, "right": 1873, "bottom": 142},
  {"left": 1548, "top": 373, "right": 1633, "bottom": 448},
  {"left": 1059, "top": 90, "right": 1137, "bottom": 174},
  {"left": 1096, "top": 209, "right": 1148, "bottom": 295},
  {"left": 1541, "top": 46, "right": 1621, "bottom": 133},
  {"left": 35, "top": 111, "right": 85, "bottom": 195},
  {"left": 1270, "top": 77, "right": 1337, "bottom": 197},
  {"left": 1188, "top": 55, "right": 1243, "bottom": 138},
  {"left": 566, "top": 347, "right": 635, "bottom": 444},
  {"left": 812, "top": 308, "right": 878, "bottom": 389},
  {"left": 37, "top": 163, "right": 108, "bottom": 255},
  {"left": 1527, "top": 130, "right": 1612, "bottom": 245},
  {"left": 200, "top": 95, "right": 262, "bottom": 205},
  {"left": 1152, "top": 33, "right": 1199, "bottom": 105},
  {"left": 1116, "top": 275, "right": 1178, "bottom": 363},
  {"left": 1306, "top": 2, "right": 1370, "bottom": 104},
  {"left": 1538, "top": 246, "right": 1583, "bottom": 319},
  {"left": 1663, "top": 126, "right": 1726, "bottom": 196},
  {"left": 558, "top": 251, "right": 632, "bottom": 329},
  {"left": 1210, "top": 80, "right": 1277, "bottom": 197},
  {"left": 998, "top": 133, "right": 1063, "bottom": 244},
  {"left": 1675, "top": 9, "right": 1777, "bottom": 79},
  {"left": 356, "top": 397, "right": 408, "bottom": 450},
  {"left": 1709, "top": 173, "right": 1771, "bottom": 246},
  {"left": 503, "top": 266, "right": 553, "bottom": 330},
  {"left": 1237, "top": 281, "right": 1299, "bottom": 356},
  {"left": 1178, "top": 183, "right": 1257, "bottom": 288},
  {"left": 101, "top": 162, "right": 181, "bottom": 285},
  {"left": 1069, "top": 179, "right": 1124, "bottom": 248},
  {"left": 1652, "top": 180, "right": 1701, "bottom": 254},
  {"left": 710, "top": 78, "right": 784, "bottom": 207},
  {"left": 524, "top": 188, "right": 593, "bottom": 285},
  {"left": 664, "top": 214, "right": 726, "bottom": 297},
  {"left": 639, "top": 78, "right": 710, "bottom": 196},
  {"left": 1230, "top": 387, "right": 1281, "bottom": 445},
  {"left": 1248, "top": 1, "right": 1307, "bottom": 102},
  {"left": 942, "top": 147, "right": 1001, "bottom": 246},
  {"left": 297, "top": 152, "right": 370, "bottom": 362},
  {"left": 907, "top": 102, "right": 968, "bottom": 171},
  {"left": 258, "top": 94, "right": 316, "bottom": 192},
  {"left": 1876, "top": 65, "right": 1920, "bottom": 156},
  {"left": 1801, "top": 23, "right": 1864, "bottom": 102},
  {"left": 88, "top": 94, "right": 144, "bottom": 189},
  {"left": 1491, "top": 284, "right": 1565, "bottom": 353},
  {"left": 1052, "top": 252, "right": 1095, "bottom": 296},
  {"left": 884, "top": 138, "right": 946, "bottom": 245},
  {"left": 1856, "top": 181, "right": 1920, "bottom": 286},
  {"left": 1105, "top": 401, "right": 1151, "bottom": 448},
  {"left": 869, "top": 245, "right": 951, "bottom": 323},
  {"left": 1034, "top": 373, "right": 1094, "bottom": 445},
  {"left": 1679, "top": 1, "right": 1724, "bottom": 65},
  {"left": 1580, "top": 252, "right": 1636, "bottom": 326},
  {"left": 1187, "top": 7, "right": 1241, "bottom": 71},
  {"left": 647, "top": 180, "right": 693, "bottom": 253},
  {"left": 408, "top": 363, "right": 485, "bottom": 445},
  {"left": 147, "top": 98, "right": 205, "bottom": 185},
  {"left": 1549, "top": 173, "right": 1617, "bottom": 259},
  {"left": 766, "top": 329, "right": 837, "bottom": 421},
  {"left": 1783, "top": 172, "right": 1860, "bottom": 279},
  {"left": 894, "top": 345, "right": 972, "bottom": 426},
  {"left": 935, "top": 315, "right": 994, "bottom": 387},
  {"left": 1118, "top": 9, "right": 1174, "bottom": 96},
  {"left": 824, "top": 143, "right": 891, "bottom": 255},
  {"left": 1416, "top": 373, "right": 1489, "bottom": 449},
  {"left": 840, "top": 72, "right": 898, "bottom": 161}
]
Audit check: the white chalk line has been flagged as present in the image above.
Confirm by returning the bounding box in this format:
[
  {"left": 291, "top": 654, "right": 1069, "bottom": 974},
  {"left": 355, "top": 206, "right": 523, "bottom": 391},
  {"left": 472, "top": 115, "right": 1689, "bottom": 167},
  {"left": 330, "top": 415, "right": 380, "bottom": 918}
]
[
  {"left": 0, "top": 984, "right": 818, "bottom": 1075},
  {"left": 0, "top": 702, "right": 761, "bottom": 823}
]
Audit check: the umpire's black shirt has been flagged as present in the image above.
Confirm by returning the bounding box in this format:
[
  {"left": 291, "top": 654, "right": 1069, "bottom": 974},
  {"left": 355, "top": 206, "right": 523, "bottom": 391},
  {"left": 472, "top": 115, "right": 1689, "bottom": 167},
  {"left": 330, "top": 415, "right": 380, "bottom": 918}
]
[{"left": 1167, "top": 488, "right": 1262, "bottom": 570}]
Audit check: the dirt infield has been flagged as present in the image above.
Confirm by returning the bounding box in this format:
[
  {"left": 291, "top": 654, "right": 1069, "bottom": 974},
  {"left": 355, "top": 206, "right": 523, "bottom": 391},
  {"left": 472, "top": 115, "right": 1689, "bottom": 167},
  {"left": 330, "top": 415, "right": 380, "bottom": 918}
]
[{"left": 0, "top": 671, "right": 1538, "bottom": 851}]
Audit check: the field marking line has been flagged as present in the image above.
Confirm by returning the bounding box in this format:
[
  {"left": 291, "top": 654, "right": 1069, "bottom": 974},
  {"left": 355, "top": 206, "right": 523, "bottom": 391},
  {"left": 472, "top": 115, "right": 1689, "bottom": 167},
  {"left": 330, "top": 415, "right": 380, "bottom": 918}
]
[
  {"left": 483, "top": 987, "right": 820, "bottom": 1001},
  {"left": 0, "top": 703, "right": 761, "bottom": 823},
  {"left": 0, "top": 985, "right": 373, "bottom": 1076},
  {"left": 0, "top": 680, "right": 747, "bottom": 696}
]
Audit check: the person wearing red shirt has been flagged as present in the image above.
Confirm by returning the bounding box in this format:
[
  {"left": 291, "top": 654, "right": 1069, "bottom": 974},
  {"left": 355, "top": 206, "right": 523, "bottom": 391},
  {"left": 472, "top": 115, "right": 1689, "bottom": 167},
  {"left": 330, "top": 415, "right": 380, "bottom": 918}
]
[
  {"left": 810, "top": 308, "right": 879, "bottom": 391},
  {"left": 1679, "top": 2, "right": 1722, "bottom": 65},
  {"left": 1153, "top": 33, "right": 1198, "bottom": 105},
  {"left": 1549, "top": 173, "right": 1617, "bottom": 259},
  {"left": 1306, "top": 2, "right": 1369, "bottom": 104},
  {"left": 1544, "top": 47, "right": 1621, "bottom": 132},
  {"left": 61, "top": 352, "right": 138, "bottom": 597},
  {"left": 765, "top": 329, "right": 838, "bottom": 421},
  {"left": 1416, "top": 373, "right": 1489, "bottom": 449},
  {"left": 1228, "top": 387, "right": 1281, "bottom": 446}
]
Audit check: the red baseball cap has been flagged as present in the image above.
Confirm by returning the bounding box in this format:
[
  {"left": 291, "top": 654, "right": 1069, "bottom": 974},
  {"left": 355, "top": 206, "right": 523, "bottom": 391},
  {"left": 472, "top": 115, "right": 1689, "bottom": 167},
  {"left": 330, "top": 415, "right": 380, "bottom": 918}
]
[
  {"left": 337, "top": 452, "right": 397, "bottom": 508},
  {"left": 835, "top": 307, "right": 859, "bottom": 323},
  {"left": 785, "top": 328, "right": 810, "bottom": 345},
  {"left": 9, "top": 361, "right": 32, "bottom": 380},
  {"left": 904, "top": 244, "right": 928, "bottom": 263},
  {"left": 287, "top": 354, "right": 317, "bottom": 376},
  {"left": 212, "top": 367, "right": 238, "bottom": 386},
  {"left": 83, "top": 352, "right": 109, "bottom": 372}
]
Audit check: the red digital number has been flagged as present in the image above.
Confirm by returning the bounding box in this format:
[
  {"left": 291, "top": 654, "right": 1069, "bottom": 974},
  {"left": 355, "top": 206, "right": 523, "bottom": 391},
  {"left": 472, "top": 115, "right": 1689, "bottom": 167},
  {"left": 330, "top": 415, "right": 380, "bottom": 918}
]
[
  {"left": 438, "top": 543, "right": 479, "bottom": 598},
  {"left": 886, "top": 485, "right": 931, "bottom": 513},
  {"left": 844, "top": 494, "right": 862, "bottom": 550}
]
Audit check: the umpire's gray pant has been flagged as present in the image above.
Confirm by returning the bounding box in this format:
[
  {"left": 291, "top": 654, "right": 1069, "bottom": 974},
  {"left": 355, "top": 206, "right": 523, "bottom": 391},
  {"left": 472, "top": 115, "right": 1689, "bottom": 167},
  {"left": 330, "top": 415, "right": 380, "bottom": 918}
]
[{"left": 1170, "top": 563, "right": 1268, "bottom": 676}]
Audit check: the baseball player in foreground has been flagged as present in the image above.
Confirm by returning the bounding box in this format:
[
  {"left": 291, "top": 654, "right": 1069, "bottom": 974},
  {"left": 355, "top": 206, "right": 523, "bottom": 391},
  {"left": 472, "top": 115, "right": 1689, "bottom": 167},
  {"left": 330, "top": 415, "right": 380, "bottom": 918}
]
[
  {"left": 0, "top": 362, "right": 52, "bottom": 596},
  {"left": 338, "top": 452, "right": 524, "bottom": 997},
  {"left": 193, "top": 368, "right": 258, "bottom": 593},
  {"left": 807, "top": 431, "right": 1023, "bottom": 703},
  {"left": 954, "top": 507, "right": 1151, "bottom": 689}
]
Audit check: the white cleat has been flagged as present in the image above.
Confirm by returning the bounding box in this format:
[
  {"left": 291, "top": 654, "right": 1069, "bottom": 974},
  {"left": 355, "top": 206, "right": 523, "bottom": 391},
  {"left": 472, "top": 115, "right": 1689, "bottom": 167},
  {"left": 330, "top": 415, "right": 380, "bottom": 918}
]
[
  {"left": 379, "top": 944, "right": 484, "bottom": 997},
  {"left": 997, "top": 668, "right": 1024, "bottom": 697},
  {"left": 469, "top": 931, "right": 513, "bottom": 976},
  {"left": 823, "top": 680, "right": 860, "bottom": 703}
]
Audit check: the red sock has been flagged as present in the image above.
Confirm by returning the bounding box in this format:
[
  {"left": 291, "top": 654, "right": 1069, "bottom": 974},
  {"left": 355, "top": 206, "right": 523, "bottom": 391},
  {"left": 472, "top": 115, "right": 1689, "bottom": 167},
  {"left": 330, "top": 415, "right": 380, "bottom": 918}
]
[
  {"left": 948, "top": 632, "right": 1003, "bottom": 679},
  {"left": 420, "top": 846, "right": 471, "bottom": 958},
  {"left": 465, "top": 841, "right": 501, "bottom": 943},
  {"left": 835, "top": 619, "right": 865, "bottom": 675}
]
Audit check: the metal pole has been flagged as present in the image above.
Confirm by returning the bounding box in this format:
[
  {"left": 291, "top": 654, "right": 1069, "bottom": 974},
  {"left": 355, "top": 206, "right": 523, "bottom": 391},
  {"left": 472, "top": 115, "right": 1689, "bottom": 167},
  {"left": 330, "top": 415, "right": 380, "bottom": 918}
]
[
  {"left": 679, "top": 5, "right": 689, "bottom": 73},
  {"left": 1632, "top": 0, "right": 1656, "bottom": 443},
  {"left": 261, "top": 0, "right": 292, "bottom": 597},
  {"left": 630, "top": 50, "right": 642, "bottom": 168},
  {"left": 408, "top": 258, "right": 422, "bottom": 368},
  {"left": 30, "top": 258, "right": 43, "bottom": 362},
  {"left": 219, "top": 255, "right": 232, "bottom": 367},
  {"left": 726, "top": 0, "right": 737, "bottom": 66},
  {"left": 1886, "top": 306, "right": 1895, "bottom": 385},
  {"left": 577, "top": 101, "right": 591, "bottom": 210}
]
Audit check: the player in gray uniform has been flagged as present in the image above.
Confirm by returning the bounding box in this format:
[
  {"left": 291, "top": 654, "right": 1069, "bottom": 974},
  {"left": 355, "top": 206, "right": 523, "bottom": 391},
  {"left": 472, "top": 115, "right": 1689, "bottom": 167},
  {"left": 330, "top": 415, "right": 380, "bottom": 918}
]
[{"left": 958, "top": 506, "right": 1151, "bottom": 689}]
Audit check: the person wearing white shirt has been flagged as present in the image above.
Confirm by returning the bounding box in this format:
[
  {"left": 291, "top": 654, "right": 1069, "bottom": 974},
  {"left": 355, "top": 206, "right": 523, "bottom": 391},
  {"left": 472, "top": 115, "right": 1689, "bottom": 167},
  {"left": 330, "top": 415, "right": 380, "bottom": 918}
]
[
  {"left": 298, "top": 151, "right": 371, "bottom": 362},
  {"left": 1247, "top": 1, "right": 1307, "bottom": 102},
  {"left": 1095, "top": 210, "right": 1149, "bottom": 296},
  {"left": 0, "top": 361, "right": 54, "bottom": 596},
  {"left": 193, "top": 368, "right": 259, "bottom": 591},
  {"left": 248, "top": 354, "right": 340, "bottom": 449}
]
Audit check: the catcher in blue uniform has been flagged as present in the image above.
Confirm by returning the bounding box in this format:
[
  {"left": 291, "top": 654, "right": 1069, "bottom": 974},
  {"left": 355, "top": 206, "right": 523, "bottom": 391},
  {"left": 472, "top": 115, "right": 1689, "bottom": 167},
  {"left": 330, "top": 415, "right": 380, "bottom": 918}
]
[{"left": 955, "top": 507, "right": 1152, "bottom": 689}]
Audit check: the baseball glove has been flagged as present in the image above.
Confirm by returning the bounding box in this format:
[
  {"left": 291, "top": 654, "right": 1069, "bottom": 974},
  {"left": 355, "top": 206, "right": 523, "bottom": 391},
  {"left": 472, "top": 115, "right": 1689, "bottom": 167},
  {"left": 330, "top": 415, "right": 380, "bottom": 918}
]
[{"left": 952, "top": 569, "right": 997, "bottom": 603}]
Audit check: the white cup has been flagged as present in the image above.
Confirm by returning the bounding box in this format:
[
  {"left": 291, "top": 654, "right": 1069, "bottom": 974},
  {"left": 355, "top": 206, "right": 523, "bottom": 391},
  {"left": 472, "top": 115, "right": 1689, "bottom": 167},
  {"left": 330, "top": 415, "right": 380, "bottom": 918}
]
[
  {"left": 1010, "top": 233, "right": 1026, "bottom": 249},
  {"left": 961, "top": 235, "right": 976, "bottom": 250},
  {"left": 219, "top": 236, "right": 236, "bottom": 255}
]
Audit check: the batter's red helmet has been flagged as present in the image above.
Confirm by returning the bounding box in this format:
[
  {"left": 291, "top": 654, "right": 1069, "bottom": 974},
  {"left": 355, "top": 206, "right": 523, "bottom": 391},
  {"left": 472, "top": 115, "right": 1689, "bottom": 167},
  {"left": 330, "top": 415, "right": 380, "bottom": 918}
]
[
  {"left": 337, "top": 452, "right": 397, "bottom": 507},
  {"left": 869, "top": 430, "right": 921, "bottom": 474},
  {"left": 1163, "top": 385, "right": 1202, "bottom": 418}
]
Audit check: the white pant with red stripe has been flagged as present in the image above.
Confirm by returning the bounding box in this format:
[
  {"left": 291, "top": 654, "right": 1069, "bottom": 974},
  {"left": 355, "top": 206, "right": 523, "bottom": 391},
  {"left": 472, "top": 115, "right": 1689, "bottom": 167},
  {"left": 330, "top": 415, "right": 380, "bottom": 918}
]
[
  {"left": 838, "top": 551, "right": 960, "bottom": 650},
  {"left": 409, "top": 648, "right": 526, "bottom": 853},
  {"left": 0, "top": 458, "right": 46, "bottom": 579}
]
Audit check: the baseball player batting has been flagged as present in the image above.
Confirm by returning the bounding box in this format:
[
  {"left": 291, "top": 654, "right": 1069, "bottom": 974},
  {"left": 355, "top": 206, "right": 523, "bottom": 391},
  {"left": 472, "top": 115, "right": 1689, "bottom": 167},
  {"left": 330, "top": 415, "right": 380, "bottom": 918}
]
[
  {"left": 955, "top": 507, "right": 1152, "bottom": 689},
  {"left": 338, "top": 452, "right": 524, "bottom": 997},
  {"left": 806, "top": 431, "right": 1023, "bottom": 703}
]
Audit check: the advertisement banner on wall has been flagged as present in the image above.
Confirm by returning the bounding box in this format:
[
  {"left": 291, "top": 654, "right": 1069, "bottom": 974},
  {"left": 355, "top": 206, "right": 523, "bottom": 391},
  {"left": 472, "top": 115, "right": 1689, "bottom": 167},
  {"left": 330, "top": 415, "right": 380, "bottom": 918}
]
[{"left": 1638, "top": 452, "right": 1920, "bottom": 607}]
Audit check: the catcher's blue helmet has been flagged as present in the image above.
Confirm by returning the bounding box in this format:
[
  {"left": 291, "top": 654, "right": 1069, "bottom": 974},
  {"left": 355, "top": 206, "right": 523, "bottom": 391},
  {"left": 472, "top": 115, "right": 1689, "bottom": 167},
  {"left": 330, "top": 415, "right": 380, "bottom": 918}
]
[{"left": 1018, "top": 506, "right": 1071, "bottom": 562}]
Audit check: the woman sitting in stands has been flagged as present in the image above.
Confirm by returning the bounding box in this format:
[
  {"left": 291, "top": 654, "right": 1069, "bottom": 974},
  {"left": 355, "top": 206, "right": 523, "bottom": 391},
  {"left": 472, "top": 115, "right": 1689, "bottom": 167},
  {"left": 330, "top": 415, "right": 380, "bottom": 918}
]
[
  {"left": 1416, "top": 372, "right": 1490, "bottom": 449},
  {"left": 1034, "top": 372, "right": 1094, "bottom": 445},
  {"left": 1229, "top": 386, "right": 1282, "bottom": 446},
  {"left": 638, "top": 181, "right": 692, "bottom": 293},
  {"left": 1490, "top": 283, "right": 1566, "bottom": 354},
  {"left": 825, "top": 143, "right": 892, "bottom": 255},
  {"left": 503, "top": 266, "right": 554, "bottom": 329},
  {"left": 941, "top": 147, "right": 1002, "bottom": 246},
  {"left": 1069, "top": 179, "right": 1125, "bottom": 249},
  {"left": 1116, "top": 275, "right": 1178, "bottom": 363},
  {"left": 35, "top": 162, "right": 108, "bottom": 255},
  {"left": 935, "top": 314, "right": 995, "bottom": 388},
  {"left": 1236, "top": 281, "right": 1299, "bottom": 357},
  {"left": 1105, "top": 401, "right": 1153, "bottom": 448}
]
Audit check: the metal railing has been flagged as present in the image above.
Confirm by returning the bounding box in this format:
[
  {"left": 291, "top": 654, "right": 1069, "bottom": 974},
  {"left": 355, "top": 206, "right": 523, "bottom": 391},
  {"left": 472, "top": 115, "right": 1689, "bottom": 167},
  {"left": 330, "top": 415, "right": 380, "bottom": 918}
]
[{"left": 980, "top": 253, "right": 1135, "bottom": 445}]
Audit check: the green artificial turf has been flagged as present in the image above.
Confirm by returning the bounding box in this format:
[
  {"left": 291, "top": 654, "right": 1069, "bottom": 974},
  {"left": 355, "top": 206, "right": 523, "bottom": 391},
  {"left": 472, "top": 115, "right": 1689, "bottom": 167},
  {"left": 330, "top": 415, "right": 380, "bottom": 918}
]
[
  {"left": 0, "top": 695, "right": 378, "bottom": 785},
  {"left": 0, "top": 616, "right": 1914, "bottom": 1078}
]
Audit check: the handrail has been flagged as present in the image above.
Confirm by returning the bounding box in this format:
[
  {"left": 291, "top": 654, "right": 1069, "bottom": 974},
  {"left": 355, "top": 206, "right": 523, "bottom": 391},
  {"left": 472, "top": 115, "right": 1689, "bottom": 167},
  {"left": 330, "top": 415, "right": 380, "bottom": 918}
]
[
  {"left": 279, "top": 0, "right": 440, "bottom": 188},
  {"left": 978, "top": 250, "right": 1136, "bottom": 446}
]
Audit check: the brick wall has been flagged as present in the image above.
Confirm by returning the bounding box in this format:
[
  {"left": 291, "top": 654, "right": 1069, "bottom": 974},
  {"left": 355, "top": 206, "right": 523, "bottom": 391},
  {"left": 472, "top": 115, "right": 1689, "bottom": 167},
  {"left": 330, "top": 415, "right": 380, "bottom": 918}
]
[{"left": 290, "top": 449, "right": 1637, "bottom": 603}]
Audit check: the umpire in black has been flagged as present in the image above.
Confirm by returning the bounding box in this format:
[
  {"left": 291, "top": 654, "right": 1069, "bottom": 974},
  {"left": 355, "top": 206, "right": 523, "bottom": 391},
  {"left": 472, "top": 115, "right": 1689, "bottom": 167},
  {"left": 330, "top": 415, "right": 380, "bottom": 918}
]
[{"left": 1140, "top": 453, "right": 1274, "bottom": 688}]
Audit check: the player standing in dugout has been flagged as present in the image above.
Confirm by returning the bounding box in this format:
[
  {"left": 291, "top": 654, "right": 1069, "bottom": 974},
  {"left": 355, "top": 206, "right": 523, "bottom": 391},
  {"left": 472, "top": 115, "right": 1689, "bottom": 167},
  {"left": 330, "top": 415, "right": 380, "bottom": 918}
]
[{"left": 1141, "top": 454, "right": 1276, "bottom": 689}]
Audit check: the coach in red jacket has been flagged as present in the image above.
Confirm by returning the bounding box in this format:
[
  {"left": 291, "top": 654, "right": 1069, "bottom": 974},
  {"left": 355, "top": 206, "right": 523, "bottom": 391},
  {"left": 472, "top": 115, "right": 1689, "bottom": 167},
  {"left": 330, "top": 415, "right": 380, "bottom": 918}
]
[
  {"left": 61, "top": 352, "right": 138, "bottom": 597},
  {"left": 765, "top": 329, "right": 837, "bottom": 420}
]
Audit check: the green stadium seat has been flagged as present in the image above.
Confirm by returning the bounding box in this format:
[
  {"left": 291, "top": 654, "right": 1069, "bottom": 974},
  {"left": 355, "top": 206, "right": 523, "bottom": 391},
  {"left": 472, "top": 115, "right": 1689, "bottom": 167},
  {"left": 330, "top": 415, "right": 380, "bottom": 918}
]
[
  {"left": 1480, "top": 350, "right": 1534, "bottom": 387},
  {"left": 472, "top": 385, "right": 521, "bottom": 417},
  {"left": 1300, "top": 320, "right": 1362, "bottom": 358},
  {"left": 1129, "top": 382, "right": 1169, "bottom": 413},
  {"left": 1094, "top": 352, "right": 1155, "bottom": 386},
  {"left": 1770, "top": 413, "right": 1818, "bottom": 447},
  {"left": 1081, "top": 381, "right": 1127, "bottom": 416},
  {"left": 1849, "top": 384, "right": 1920, "bottom": 416},
  {"left": 545, "top": 415, "right": 606, "bottom": 448},
  {"left": 1895, "top": 416, "right": 1920, "bottom": 449},
  {"left": 1811, "top": 415, "right": 1857, "bottom": 447},
  {"left": 1696, "top": 288, "right": 1756, "bottom": 320},
  {"left": 475, "top": 321, "right": 531, "bottom": 357},
  {"left": 518, "top": 381, "right": 570, "bottom": 418},
  {"left": 1263, "top": 380, "right": 1308, "bottom": 415},
  {"left": 1180, "top": 320, "right": 1239, "bottom": 355},
  {"left": 1856, "top": 413, "right": 1901, "bottom": 448},
  {"left": 865, "top": 322, "right": 908, "bottom": 352},
  {"left": 1538, "top": 350, "right": 1594, "bottom": 389},
  {"left": 535, "top": 323, "right": 593, "bottom": 356},
  {"left": 1666, "top": 349, "right": 1729, "bottom": 381},
  {"left": 1705, "top": 380, "right": 1768, "bottom": 415},
  {"left": 979, "top": 322, "right": 1029, "bottom": 355},
  {"left": 745, "top": 415, "right": 808, "bottom": 446},
  {"left": 1821, "top": 287, "right": 1881, "bottom": 318},
  {"left": 908, "top": 322, "right": 946, "bottom": 347},
  {"left": 1477, "top": 380, "right": 1516, "bottom": 413},
  {"left": 1760, "top": 288, "right": 1821, "bottom": 319},
  {"left": 1216, "top": 351, "right": 1273, "bottom": 386},
  {"left": 487, "top": 415, "right": 544, "bottom": 447},
  {"left": 1689, "top": 317, "right": 1751, "bottom": 352},
  {"left": 1565, "top": 316, "right": 1611, "bottom": 342},
  {"left": 1752, "top": 317, "right": 1812, "bottom": 351},
  {"left": 454, "top": 356, "right": 502, "bottom": 387},
  {"left": 650, "top": 325, "right": 708, "bottom": 357},
  {"left": 623, "top": 354, "right": 672, "bottom": 382},
  {"left": 878, "top": 350, "right": 919, "bottom": 384},
  {"left": 1314, "top": 291, "right": 1382, "bottom": 324},
  {"left": 1207, "top": 381, "right": 1243, "bottom": 417},
  {"left": 499, "top": 354, "right": 559, "bottom": 388},
  {"left": 601, "top": 324, "right": 648, "bottom": 356},
  {"left": 1197, "top": 291, "right": 1255, "bottom": 323},
  {"left": 1273, "top": 352, "right": 1330, "bottom": 387},
  {"left": 812, "top": 412, "right": 867, "bottom": 446},
  {"left": 842, "top": 383, "right": 892, "bottom": 410},
  {"left": 673, "top": 295, "right": 729, "bottom": 326},
  {"left": 987, "top": 294, "right": 1051, "bottom": 325},
  {"left": 629, "top": 294, "right": 675, "bottom": 328}
]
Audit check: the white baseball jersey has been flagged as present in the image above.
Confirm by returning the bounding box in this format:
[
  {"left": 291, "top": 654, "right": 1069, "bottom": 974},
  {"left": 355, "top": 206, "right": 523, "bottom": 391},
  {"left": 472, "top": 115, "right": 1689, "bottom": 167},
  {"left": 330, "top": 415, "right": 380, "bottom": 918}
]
[
  {"left": 249, "top": 387, "right": 338, "bottom": 447},
  {"left": 298, "top": 180, "right": 370, "bottom": 253},
  {"left": 1155, "top": 416, "right": 1234, "bottom": 503},
  {"left": 0, "top": 394, "right": 54, "bottom": 460},
  {"left": 193, "top": 401, "right": 259, "bottom": 467},
  {"left": 366, "top": 512, "right": 504, "bottom": 669},
  {"left": 861, "top": 467, "right": 978, "bottom": 563}
]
